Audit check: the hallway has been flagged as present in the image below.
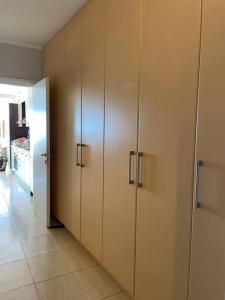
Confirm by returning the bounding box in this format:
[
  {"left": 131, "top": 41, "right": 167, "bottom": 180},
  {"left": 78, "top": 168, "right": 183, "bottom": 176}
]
[{"left": 0, "top": 172, "right": 129, "bottom": 299}]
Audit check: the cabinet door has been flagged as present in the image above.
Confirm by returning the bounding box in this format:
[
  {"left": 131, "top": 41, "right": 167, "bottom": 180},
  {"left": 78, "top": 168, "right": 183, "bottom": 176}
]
[
  {"left": 64, "top": 13, "right": 82, "bottom": 240},
  {"left": 81, "top": 0, "right": 105, "bottom": 261},
  {"left": 103, "top": 0, "right": 140, "bottom": 294},
  {"left": 43, "top": 31, "right": 66, "bottom": 224},
  {"left": 135, "top": 1, "right": 201, "bottom": 299},
  {"left": 189, "top": 1, "right": 225, "bottom": 299}
]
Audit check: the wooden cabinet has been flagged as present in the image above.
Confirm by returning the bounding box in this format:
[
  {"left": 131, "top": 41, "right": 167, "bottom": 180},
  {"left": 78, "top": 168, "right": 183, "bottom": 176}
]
[
  {"left": 43, "top": 30, "right": 66, "bottom": 224},
  {"left": 135, "top": 1, "right": 201, "bottom": 299},
  {"left": 81, "top": 0, "right": 105, "bottom": 261},
  {"left": 43, "top": 0, "right": 208, "bottom": 299},
  {"left": 189, "top": 1, "right": 225, "bottom": 299},
  {"left": 64, "top": 12, "right": 82, "bottom": 240},
  {"left": 43, "top": 15, "right": 82, "bottom": 235},
  {"left": 103, "top": 0, "right": 140, "bottom": 294}
]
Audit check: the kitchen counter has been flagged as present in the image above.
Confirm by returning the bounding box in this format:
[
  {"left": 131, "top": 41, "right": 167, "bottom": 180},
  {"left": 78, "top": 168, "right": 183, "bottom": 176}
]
[
  {"left": 11, "top": 144, "right": 30, "bottom": 154},
  {"left": 11, "top": 145, "right": 32, "bottom": 192}
]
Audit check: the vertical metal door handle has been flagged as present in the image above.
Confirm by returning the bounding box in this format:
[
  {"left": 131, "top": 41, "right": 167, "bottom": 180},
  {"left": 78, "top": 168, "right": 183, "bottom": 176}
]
[
  {"left": 76, "top": 144, "right": 81, "bottom": 166},
  {"left": 137, "top": 152, "right": 143, "bottom": 188},
  {"left": 194, "top": 160, "right": 202, "bottom": 209},
  {"left": 129, "top": 151, "right": 136, "bottom": 184},
  {"left": 81, "top": 144, "right": 85, "bottom": 167}
]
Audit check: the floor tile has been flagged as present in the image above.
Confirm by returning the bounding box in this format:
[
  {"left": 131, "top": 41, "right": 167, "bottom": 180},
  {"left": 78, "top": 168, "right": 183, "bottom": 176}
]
[
  {"left": 79, "top": 266, "right": 121, "bottom": 299},
  {"left": 0, "top": 210, "right": 11, "bottom": 218},
  {"left": 16, "top": 221, "right": 50, "bottom": 239},
  {"left": 37, "top": 272, "right": 80, "bottom": 300},
  {"left": 0, "top": 242, "right": 25, "bottom": 265},
  {"left": 27, "top": 250, "right": 72, "bottom": 283},
  {"left": 0, "top": 223, "right": 19, "bottom": 245},
  {"left": 5, "top": 192, "right": 31, "bottom": 202},
  {"left": 62, "top": 245, "right": 96, "bottom": 270},
  {"left": 27, "top": 246, "right": 96, "bottom": 282},
  {"left": 8, "top": 201, "right": 33, "bottom": 213},
  {"left": 0, "top": 198, "right": 10, "bottom": 218},
  {"left": 13, "top": 212, "right": 40, "bottom": 227},
  {"left": 0, "top": 260, "right": 33, "bottom": 293},
  {"left": 21, "top": 235, "right": 62, "bottom": 257},
  {"left": 49, "top": 228, "right": 78, "bottom": 248},
  {"left": 37, "top": 266, "right": 120, "bottom": 300},
  {"left": 0, "top": 284, "right": 40, "bottom": 300},
  {"left": 0, "top": 216, "right": 15, "bottom": 227},
  {"left": 106, "top": 292, "right": 132, "bottom": 300},
  {"left": 0, "top": 173, "right": 126, "bottom": 299},
  {"left": 3, "top": 190, "right": 30, "bottom": 203},
  {"left": 10, "top": 207, "right": 35, "bottom": 218},
  {"left": 0, "top": 197, "right": 6, "bottom": 205}
]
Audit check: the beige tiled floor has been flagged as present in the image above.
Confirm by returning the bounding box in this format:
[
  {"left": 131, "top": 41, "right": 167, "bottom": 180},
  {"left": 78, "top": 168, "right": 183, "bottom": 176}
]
[{"left": 0, "top": 172, "right": 131, "bottom": 299}]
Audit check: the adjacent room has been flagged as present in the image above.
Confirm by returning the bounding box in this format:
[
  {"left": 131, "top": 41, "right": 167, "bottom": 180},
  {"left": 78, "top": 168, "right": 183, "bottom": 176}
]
[
  {"left": 0, "top": 0, "right": 223, "bottom": 299},
  {"left": 0, "top": 84, "right": 30, "bottom": 182}
]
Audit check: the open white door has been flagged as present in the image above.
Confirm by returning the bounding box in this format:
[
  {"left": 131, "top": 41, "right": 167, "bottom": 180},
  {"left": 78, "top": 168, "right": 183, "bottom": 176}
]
[{"left": 32, "top": 78, "right": 50, "bottom": 227}]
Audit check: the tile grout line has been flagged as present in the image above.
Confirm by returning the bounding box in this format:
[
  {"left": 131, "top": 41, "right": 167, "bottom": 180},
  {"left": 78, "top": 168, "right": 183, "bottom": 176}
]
[
  {"left": 0, "top": 283, "right": 36, "bottom": 296},
  {"left": 102, "top": 291, "right": 125, "bottom": 299},
  {"left": 18, "top": 210, "right": 42, "bottom": 300},
  {"left": 33, "top": 264, "right": 124, "bottom": 300},
  {"left": 18, "top": 228, "right": 99, "bottom": 286},
  {"left": 34, "top": 283, "right": 42, "bottom": 300},
  {"left": 21, "top": 243, "right": 79, "bottom": 259},
  {"left": 0, "top": 241, "right": 97, "bottom": 297},
  {"left": 0, "top": 257, "right": 26, "bottom": 268},
  {"left": 21, "top": 242, "right": 81, "bottom": 259},
  {"left": 33, "top": 264, "right": 98, "bottom": 285},
  {"left": 19, "top": 239, "right": 41, "bottom": 299},
  {"left": 0, "top": 173, "right": 128, "bottom": 299},
  {"left": 0, "top": 176, "right": 42, "bottom": 297}
]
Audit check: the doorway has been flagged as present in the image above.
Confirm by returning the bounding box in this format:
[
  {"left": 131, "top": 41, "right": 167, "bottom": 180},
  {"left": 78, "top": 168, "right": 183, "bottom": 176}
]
[
  {"left": 0, "top": 102, "right": 9, "bottom": 172},
  {"left": 0, "top": 79, "right": 51, "bottom": 228}
]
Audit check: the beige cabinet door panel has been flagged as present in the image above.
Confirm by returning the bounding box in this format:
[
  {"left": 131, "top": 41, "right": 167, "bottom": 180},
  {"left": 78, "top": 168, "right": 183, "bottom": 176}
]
[
  {"left": 64, "top": 13, "right": 82, "bottom": 240},
  {"left": 135, "top": 0, "right": 201, "bottom": 299},
  {"left": 189, "top": 1, "right": 225, "bottom": 299},
  {"left": 44, "top": 31, "right": 67, "bottom": 224},
  {"left": 81, "top": 0, "right": 105, "bottom": 261},
  {"left": 103, "top": 0, "right": 140, "bottom": 294}
]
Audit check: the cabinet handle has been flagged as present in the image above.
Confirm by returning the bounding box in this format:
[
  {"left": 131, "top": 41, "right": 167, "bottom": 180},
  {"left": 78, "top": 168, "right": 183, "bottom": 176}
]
[
  {"left": 194, "top": 160, "right": 202, "bottom": 209},
  {"left": 129, "top": 151, "right": 136, "bottom": 184},
  {"left": 137, "top": 152, "right": 143, "bottom": 188},
  {"left": 76, "top": 144, "right": 81, "bottom": 166},
  {"left": 81, "top": 144, "right": 85, "bottom": 167}
]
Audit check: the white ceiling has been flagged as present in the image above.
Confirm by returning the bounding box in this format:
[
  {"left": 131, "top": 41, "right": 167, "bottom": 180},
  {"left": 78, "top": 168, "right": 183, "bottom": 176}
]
[{"left": 0, "top": 0, "right": 88, "bottom": 49}]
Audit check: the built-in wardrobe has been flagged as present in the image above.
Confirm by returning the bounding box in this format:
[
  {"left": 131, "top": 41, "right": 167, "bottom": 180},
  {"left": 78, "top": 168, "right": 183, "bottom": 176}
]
[
  {"left": 43, "top": 0, "right": 223, "bottom": 299},
  {"left": 189, "top": 0, "right": 225, "bottom": 299}
]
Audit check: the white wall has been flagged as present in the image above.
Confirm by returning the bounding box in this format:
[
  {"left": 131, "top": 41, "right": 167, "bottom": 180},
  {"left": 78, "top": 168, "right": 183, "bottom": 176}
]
[{"left": 0, "top": 43, "right": 43, "bottom": 82}]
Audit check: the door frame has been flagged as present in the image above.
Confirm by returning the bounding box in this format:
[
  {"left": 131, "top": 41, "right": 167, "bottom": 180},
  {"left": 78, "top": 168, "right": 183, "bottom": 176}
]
[
  {"left": 0, "top": 76, "right": 51, "bottom": 228},
  {"left": 0, "top": 77, "right": 35, "bottom": 87}
]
